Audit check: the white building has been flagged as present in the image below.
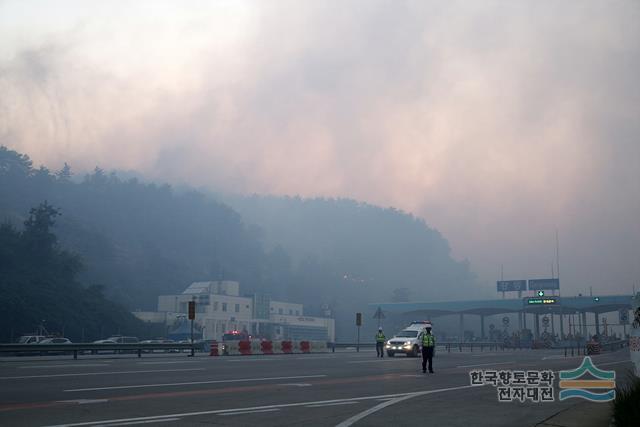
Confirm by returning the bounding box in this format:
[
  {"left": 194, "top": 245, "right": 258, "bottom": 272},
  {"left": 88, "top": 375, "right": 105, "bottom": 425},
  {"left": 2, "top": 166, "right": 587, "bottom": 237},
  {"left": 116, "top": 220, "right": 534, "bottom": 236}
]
[{"left": 136, "top": 281, "right": 335, "bottom": 341}]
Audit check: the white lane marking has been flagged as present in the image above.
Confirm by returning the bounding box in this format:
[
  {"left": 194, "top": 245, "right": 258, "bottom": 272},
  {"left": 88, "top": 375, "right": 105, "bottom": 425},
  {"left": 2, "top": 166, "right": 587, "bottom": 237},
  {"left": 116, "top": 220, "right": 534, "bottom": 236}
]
[
  {"left": 219, "top": 409, "right": 280, "bottom": 416},
  {"left": 294, "top": 356, "right": 336, "bottom": 360},
  {"left": 65, "top": 374, "right": 327, "bottom": 392},
  {"left": 279, "top": 383, "right": 312, "bottom": 387},
  {"left": 471, "top": 353, "right": 515, "bottom": 357},
  {"left": 456, "top": 361, "right": 515, "bottom": 369},
  {"left": 45, "top": 386, "right": 480, "bottom": 427},
  {"left": 96, "top": 418, "right": 179, "bottom": 426},
  {"left": 57, "top": 399, "right": 108, "bottom": 405},
  {"left": 1, "top": 368, "right": 205, "bottom": 380},
  {"left": 542, "top": 355, "right": 582, "bottom": 360},
  {"left": 335, "top": 395, "right": 417, "bottom": 427},
  {"left": 347, "top": 359, "right": 413, "bottom": 364},
  {"left": 136, "top": 361, "right": 201, "bottom": 365},
  {"left": 18, "top": 364, "right": 110, "bottom": 369},
  {"left": 599, "top": 360, "right": 632, "bottom": 367},
  {"left": 306, "top": 401, "right": 359, "bottom": 408},
  {"left": 334, "top": 385, "right": 477, "bottom": 427}
]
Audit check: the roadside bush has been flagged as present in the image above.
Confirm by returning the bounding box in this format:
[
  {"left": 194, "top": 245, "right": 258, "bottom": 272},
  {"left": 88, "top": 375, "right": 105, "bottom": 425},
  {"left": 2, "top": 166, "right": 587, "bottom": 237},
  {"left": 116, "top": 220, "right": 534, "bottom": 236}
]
[{"left": 612, "top": 372, "right": 640, "bottom": 427}]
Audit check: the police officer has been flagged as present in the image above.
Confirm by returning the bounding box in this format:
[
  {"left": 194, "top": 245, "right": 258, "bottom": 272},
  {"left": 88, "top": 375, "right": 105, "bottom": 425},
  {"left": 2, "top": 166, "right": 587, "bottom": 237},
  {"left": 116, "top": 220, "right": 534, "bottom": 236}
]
[
  {"left": 375, "top": 327, "right": 386, "bottom": 358},
  {"left": 421, "top": 325, "right": 435, "bottom": 373}
]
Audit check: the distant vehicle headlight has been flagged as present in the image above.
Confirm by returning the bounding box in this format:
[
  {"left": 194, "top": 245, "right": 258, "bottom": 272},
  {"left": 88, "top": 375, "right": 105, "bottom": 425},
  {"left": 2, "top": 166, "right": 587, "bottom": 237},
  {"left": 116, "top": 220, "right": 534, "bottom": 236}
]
[{"left": 404, "top": 341, "right": 412, "bottom": 346}]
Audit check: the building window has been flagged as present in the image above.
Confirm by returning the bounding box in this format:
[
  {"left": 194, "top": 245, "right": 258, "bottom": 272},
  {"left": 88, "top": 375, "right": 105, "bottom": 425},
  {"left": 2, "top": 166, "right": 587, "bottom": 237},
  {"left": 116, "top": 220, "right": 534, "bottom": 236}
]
[
  {"left": 278, "top": 308, "right": 283, "bottom": 315},
  {"left": 222, "top": 303, "right": 227, "bottom": 312},
  {"left": 213, "top": 301, "right": 219, "bottom": 311},
  {"left": 235, "top": 304, "right": 240, "bottom": 313}
]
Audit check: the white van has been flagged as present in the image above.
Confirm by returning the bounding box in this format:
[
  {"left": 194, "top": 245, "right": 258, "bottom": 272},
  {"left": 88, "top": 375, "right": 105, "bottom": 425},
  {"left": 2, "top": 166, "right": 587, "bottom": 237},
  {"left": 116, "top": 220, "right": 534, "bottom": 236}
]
[{"left": 384, "top": 321, "right": 432, "bottom": 357}]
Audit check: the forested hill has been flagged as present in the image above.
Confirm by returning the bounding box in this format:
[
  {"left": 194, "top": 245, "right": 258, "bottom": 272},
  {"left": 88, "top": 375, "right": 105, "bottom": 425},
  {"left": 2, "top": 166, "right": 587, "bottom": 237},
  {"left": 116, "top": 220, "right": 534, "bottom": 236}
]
[
  {"left": 0, "top": 202, "right": 145, "bottom": 342},
  {"left": 1, "top": 146, "right": 479, "bottom": 338},
  {"left": 224, "top": 195, "right": 480, "bottom": 305},
  {"left": 0, "top": 146, "right": 269, "bottom": 310}
]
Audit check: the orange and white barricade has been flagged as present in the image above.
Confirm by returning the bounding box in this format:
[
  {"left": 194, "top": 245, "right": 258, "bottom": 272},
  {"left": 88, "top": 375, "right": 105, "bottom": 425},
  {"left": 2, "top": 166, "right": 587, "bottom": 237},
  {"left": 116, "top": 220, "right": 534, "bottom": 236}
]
[
  {"left": 238, "top": 340, "right": 252, "bottom": 355},
  {"left": 224, "top": 341, "right": 240, "bottom": 355},
  {"left": 310, "top": 341, "right": 329, "bottom": 353},
  {"left": 259, "top": 340, "right": 274, "bottom": 355},
  {"left": 280, "top": 340, "right": 294, "bottom": 354},
  {"left": 209, "top": 340, "right": 219, "bottom": 356},
  {"left": 298, "top": 341, "right": 311, "bottom": 354}
]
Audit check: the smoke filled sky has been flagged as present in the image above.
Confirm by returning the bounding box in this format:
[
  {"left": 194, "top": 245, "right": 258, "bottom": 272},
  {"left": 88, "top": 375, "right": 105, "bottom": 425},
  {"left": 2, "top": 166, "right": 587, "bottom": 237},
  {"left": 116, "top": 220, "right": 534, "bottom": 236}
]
[{"left": 1, "top": 1, "right": 638, "bottom": 296}]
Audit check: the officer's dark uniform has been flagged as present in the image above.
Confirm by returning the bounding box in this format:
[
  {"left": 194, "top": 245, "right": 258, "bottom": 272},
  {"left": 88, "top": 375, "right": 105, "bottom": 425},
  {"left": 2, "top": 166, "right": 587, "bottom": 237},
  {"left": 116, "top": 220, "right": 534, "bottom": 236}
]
[
  {"left": 375, "top": 330, "right": 386, "bottom": 358},
  {"left": 421, "top": 328, "right": 435, "bottom": 373}
]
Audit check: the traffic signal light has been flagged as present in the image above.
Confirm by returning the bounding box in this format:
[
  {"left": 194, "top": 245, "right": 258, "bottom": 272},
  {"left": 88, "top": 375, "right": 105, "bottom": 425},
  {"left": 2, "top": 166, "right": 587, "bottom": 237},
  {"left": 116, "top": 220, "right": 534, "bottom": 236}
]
[
  {"left": 537, "top": 290, "right": 545, "bottom": 297},
  {"left": 188, "top": 301, "right": 196, "bottom": 319},
  {"left": 356, "top": 312, "right": 362, "bottom": 326}
]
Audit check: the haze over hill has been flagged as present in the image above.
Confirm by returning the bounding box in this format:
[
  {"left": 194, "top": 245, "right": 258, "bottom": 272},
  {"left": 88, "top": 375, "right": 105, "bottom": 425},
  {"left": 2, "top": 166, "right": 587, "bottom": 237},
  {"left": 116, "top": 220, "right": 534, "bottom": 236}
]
[
  {"left": 1, "top": 1, "right": 638, "bottom": 297},
  {"left": 0, "top": 146, "right": 479, "bottom": 338}
]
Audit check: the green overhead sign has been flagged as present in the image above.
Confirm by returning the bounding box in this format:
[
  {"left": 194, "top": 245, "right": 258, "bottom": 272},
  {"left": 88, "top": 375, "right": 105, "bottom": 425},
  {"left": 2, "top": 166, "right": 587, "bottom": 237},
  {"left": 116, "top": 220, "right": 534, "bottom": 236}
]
[{"left": 527, "top": 297, "right": 559, "bottom": 305}]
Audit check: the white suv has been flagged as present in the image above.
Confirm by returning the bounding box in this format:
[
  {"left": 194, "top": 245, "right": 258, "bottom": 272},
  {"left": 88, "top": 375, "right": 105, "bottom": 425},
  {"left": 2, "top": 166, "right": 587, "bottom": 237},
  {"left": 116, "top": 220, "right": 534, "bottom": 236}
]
[{"left": 385, "top": 321, "right": 431, "bottom": 357}]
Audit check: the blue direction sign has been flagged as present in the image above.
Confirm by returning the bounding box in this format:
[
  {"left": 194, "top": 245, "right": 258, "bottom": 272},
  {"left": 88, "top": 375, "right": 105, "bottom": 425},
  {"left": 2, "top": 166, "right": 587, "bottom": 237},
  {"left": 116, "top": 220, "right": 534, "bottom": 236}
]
[
  {"left": 497, "top": 280, "right": 527, "bottom": 292},
  {"left": 528, "top": 278, "right": 560, "bottom": 290}
]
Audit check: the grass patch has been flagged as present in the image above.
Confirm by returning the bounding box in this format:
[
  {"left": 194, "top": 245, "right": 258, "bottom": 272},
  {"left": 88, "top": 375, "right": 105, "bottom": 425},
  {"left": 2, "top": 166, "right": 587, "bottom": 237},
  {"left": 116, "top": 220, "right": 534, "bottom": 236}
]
[{"left": 612, "top": 372, "right": 640, "bottom": 427}]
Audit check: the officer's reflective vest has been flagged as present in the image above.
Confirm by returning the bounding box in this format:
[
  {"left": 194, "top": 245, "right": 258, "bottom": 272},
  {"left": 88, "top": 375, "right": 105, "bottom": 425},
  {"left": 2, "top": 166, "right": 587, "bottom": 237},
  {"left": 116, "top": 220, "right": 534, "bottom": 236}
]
[
  {"left": 422, "top": 334, "right": 435, "bottom": 347},
  {"left": 376, "top": 333, "right": 386, "bottom": 342}
]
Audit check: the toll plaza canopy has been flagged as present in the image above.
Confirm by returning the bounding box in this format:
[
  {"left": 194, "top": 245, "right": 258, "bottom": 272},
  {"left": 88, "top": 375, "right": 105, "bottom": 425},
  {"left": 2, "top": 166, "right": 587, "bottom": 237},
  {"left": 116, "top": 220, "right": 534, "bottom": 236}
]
[{"left": 370, "top": 295, "right": 633, "bottom": 317}]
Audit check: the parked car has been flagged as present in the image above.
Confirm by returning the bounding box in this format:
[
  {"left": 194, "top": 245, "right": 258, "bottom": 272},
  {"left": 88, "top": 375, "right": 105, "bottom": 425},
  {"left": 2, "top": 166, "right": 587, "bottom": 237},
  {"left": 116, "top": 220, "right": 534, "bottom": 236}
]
[
  {"left": 38, "top": 338, "right": 72, "bottom": 344},
  {"left": 140, "top": 339, "right": 176, "bottom": 353},
  {"left": 94, "top": 336, "right": 139, "bottom": 344},
  {"left": 37, "top": 337, "right": 72, "bottom": 355},
  {"left": 140, "top": 339, "right": 161, "bottom": 352},
  {"left": 92, "top": 336, "right": 139, "bottom": 354},
  {"left": 161, "top": 339, "right": 179, "bottom": 352},
  {"left": 17, "top": 335, "right": 46, "bottom": 344}
]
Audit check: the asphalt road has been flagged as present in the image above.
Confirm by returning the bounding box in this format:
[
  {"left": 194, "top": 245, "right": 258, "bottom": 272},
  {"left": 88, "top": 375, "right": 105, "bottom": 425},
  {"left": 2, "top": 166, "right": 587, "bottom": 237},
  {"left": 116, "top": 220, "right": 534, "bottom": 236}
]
[{"left": 0, "top": 347, "right": 633, "bottom": 427}]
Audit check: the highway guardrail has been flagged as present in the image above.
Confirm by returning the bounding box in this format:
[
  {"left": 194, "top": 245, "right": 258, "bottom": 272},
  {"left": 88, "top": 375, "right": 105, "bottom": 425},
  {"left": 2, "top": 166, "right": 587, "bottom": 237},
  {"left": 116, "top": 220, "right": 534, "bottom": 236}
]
[
  {"left": 330, "top": 341, "right": 507, "bottom": 353},
  {"left": 0, "top": 343, "right": 195, "bottom": 359}
]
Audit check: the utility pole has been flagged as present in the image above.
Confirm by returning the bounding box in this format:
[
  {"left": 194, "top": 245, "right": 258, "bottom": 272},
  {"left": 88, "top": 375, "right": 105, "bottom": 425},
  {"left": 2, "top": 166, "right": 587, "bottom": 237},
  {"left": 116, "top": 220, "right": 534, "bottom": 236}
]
[
  {"left": 188, "top": 300, "right": 196, "bottom": 357},
  {"left": 555, "top": 229, "right": 565, "bottom": 337},
  {"left": 355, "top": 313, "right": 362, "bottom": 353},
  {"left": 555, "top": 229, "right": 561, "bottom": 297}
]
